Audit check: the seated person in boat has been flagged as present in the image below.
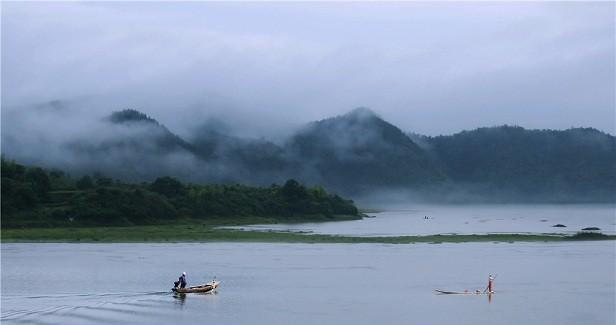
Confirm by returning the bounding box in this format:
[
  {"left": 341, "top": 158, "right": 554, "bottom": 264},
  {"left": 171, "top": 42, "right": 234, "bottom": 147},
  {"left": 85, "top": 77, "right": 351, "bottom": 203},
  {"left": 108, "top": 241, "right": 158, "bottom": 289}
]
[{"left": 174, "top": 272, "right": 187, "bottom": 289}]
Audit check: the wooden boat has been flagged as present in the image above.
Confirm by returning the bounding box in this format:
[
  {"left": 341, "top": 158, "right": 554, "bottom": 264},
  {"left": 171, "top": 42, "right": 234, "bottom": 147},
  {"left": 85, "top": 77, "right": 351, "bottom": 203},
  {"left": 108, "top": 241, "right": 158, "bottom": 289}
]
[
  {"left": 435, "top": 289, "right": 493, "bottom": 295},
  {"left": 172, "top": 280, "right": 220, "bottom": 293}
]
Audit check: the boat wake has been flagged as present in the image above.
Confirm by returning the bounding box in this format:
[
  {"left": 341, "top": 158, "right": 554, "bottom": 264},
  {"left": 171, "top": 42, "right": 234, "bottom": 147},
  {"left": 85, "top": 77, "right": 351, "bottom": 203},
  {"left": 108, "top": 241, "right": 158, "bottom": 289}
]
[{"left": 1, "top": 291, "right": 177, "bottom": 325}]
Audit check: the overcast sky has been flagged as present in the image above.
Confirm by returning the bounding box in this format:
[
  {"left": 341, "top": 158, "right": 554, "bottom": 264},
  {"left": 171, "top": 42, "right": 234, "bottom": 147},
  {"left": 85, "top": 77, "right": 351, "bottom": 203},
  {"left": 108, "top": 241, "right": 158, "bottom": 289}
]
[{"left": 2, "top": 2, "right": 614, "bottom": 137}]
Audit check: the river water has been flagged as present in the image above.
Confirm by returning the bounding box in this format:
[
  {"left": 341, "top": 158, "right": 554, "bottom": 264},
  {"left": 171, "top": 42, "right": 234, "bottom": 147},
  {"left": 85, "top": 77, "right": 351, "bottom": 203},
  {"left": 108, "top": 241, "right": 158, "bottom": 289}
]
[
  {"left": 2, "top": 241, "right": 615, "bottom": 325},
  {"left": 229, "top": 204, "right": 616, "bottom": 236}
]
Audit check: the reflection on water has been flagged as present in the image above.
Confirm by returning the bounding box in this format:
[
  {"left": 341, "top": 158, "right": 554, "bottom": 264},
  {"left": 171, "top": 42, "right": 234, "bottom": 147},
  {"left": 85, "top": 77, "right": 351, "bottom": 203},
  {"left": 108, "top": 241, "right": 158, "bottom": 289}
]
[
  {"left": 2, "top": 241, "right": 614, "bottom": 325},
  {"left": 173, "top": 292, "right": 186, "bottom": 306},
  {"left": 173, "top": 291, "right": 218, "bottom": 307}
]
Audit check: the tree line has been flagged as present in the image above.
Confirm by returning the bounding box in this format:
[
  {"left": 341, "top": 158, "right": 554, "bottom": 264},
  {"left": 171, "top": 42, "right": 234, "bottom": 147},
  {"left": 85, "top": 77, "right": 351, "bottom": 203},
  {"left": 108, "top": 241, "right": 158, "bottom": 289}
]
[{"left": 1, "top": 158, "right": 358, "bottom": 228}]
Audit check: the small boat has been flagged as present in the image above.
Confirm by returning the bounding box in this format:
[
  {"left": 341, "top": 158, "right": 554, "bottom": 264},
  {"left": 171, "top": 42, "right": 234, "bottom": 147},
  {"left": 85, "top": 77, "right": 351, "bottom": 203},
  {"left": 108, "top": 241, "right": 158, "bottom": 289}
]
[
  {"left": 172, "top": 280, "right": 220, "bottom": 293},
  {"left": 435, "top": 289, "right": 492, "bottom": 295}
]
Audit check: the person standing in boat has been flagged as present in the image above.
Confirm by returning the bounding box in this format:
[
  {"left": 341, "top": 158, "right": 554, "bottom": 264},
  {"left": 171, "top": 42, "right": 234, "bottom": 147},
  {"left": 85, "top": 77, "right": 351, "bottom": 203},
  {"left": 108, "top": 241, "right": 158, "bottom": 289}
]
[
  {"left": 174, "top": 272, "right": 187, "bottom": 289},
  {"left": 484, "top": 274, "right": 495, "bottom": 293}
]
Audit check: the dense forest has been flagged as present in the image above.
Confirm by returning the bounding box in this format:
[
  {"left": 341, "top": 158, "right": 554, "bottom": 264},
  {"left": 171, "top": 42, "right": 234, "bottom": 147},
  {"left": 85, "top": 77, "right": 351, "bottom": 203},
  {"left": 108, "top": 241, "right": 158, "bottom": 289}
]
[
  {"left": 286, "top": 107, "right": 446, "bottom": 193},
  {"left": 1, "top": 159, "right": 359, "bottom": 228},
  {"left": 2, "top": 106, "right": 615, "bottom": 202},
  {"left": 413, "top": 126, "right": 616, "bottom": 202}
]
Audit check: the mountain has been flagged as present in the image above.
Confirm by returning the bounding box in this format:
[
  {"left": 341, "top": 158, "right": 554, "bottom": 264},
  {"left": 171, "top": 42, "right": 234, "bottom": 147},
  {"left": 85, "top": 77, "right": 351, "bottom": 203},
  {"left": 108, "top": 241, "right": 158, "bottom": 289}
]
[
  {"left": 66, "top": 108, "right": 197, "bottom": 157},
  {"left": 2, "top": 104, "right": 614, "bottom": 202},
  {"left": 105, "top": 109, "right": 198, "bottom": 154},
  {"left": 286, "top": 108, "right": 446, "bottom": 193},
  {"left": 423, "top": 125, "right": 616, "bottom": 201},
  {"left": 190, "top": 126, "right": 289, "bottom": 184},
  {"left": 64, "top": 109, "right": 204, "bottom": 180},
  {"left": 108, "top": 108, "right": 158, "bottom": 124}
]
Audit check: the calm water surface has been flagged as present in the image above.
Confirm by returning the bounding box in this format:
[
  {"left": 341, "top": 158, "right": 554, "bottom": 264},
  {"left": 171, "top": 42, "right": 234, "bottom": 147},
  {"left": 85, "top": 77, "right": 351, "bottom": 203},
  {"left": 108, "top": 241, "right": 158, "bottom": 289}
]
[
  {"left": 231, "top": 204, "right": 616, "bottom": 236},
  {"left": 2, "top": 241, "right": 615, "bottom": 325}
]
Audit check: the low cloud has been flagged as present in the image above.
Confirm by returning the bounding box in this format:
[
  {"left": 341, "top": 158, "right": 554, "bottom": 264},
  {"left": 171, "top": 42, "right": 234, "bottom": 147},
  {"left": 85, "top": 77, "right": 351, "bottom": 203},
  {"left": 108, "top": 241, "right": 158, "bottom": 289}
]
[{"left": 1, "top": 2, "right": 614, "bottom": 138}]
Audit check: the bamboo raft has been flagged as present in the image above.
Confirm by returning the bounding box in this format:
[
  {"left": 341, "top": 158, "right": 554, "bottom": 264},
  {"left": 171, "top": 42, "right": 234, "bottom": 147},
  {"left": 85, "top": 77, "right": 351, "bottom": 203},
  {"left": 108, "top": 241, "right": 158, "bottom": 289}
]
[{"left": 435, "top": 289, "right": 493, "bottom": 295}]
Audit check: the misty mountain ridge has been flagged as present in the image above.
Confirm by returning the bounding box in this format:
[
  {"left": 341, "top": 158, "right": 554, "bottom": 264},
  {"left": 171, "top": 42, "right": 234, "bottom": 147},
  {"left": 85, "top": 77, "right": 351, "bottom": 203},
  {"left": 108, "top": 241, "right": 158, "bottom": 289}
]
[
  {"left": 106, "top": 108, "right": 196, "bottom": 154},
  {"left": 425, "top": 125, "right": 616, "bottom": 196},
  {"left": 285, "top": 108, "right": 446, "bottom": 193},
  {"left": 58, "top": 108, "right": 202, "bottom": 180},
  {"left": 189, "top": 122, "right": 290, "bottom": 184},
  {"left": 109, "top": 109, "right": 159, "bottom": 125},
  {"left": 2, "top": 106, "right": 615, "bottom": 202}
]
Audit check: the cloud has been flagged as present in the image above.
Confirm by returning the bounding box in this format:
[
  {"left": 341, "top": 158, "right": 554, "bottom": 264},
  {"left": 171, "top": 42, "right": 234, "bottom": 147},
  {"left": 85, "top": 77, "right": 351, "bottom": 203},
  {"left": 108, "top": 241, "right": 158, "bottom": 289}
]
[{"left": 1, "top": 1, "right": 614, "bottom": 137}]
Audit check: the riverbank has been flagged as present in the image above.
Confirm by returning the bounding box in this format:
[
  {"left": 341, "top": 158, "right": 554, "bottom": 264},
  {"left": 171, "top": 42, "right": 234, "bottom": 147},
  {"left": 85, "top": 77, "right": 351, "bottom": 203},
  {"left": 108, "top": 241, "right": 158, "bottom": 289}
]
[{"left": 2, "top": 222, "right": 614, "bottom": 243}]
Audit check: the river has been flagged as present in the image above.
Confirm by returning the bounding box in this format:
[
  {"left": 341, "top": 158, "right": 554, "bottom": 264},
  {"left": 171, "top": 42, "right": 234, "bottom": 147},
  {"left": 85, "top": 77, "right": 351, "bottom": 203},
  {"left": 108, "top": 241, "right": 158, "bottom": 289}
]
[
  {"left": 2, "top": 204, "right": 615, "bottom": 325},
  {"left": 228, "top": 204, "right": 616, "bottom": 236},
  {"left": 2, "top": 241, "right": 615, "bottom": 325}
]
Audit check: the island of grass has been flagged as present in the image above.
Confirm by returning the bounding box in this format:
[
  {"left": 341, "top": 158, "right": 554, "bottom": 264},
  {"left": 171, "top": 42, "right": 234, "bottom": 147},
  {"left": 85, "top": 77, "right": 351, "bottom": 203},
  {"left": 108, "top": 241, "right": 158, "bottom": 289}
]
[{"left": 2, "top": 220, "right": 615, "bottom": 243}]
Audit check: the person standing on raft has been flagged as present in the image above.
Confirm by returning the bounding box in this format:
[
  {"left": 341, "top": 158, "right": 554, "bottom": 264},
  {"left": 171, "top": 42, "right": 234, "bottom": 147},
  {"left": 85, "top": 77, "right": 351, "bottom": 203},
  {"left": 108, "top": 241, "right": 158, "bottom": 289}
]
[{"left": 484, "top": 274, "right": 495, "bottom": 293}]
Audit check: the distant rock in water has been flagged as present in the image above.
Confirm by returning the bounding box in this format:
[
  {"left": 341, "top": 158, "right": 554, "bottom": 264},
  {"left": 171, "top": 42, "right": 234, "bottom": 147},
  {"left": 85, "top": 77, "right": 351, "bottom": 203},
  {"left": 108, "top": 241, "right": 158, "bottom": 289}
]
[
  {"left": 552, "top": 224, "right": 567, "bottom": 227},
  {"left": 581, "top": 227, "right": 601, "bottom": 231}
]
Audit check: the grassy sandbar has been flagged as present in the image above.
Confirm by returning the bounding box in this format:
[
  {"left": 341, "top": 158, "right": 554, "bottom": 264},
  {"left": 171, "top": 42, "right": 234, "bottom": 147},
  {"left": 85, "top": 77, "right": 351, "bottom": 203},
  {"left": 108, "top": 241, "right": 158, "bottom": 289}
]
[{"left": 2, "top": 223, "right": 613, "bottom": 243}]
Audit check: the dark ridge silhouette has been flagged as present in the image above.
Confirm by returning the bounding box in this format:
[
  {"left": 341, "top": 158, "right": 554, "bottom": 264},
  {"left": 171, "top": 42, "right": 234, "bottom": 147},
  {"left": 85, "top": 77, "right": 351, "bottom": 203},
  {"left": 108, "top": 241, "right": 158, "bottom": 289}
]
[
  {"left": 285, "top": 108, "right": 446, "bottom": 193},
  {"left": 2, "top": 106, "right": 615, "bottom": 202},
  {"left": 421, "top": 125, "right": 616, "bottom": 201},
  {"left": 109, "top": 109, "right": 159, "bottom": 125}
]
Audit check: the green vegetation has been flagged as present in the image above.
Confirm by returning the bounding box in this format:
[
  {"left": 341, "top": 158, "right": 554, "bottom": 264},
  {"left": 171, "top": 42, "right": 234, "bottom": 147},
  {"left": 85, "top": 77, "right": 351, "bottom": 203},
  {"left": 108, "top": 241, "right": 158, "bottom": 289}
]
[
  {"left": 2, "top": 157, "right": 614, "bottom": 245},
  {"left": 287, "top": 108, "right": 446, "bottom": 193},
  {"left": 287, "top": 111, "right": 616, "bottom": 201},
  {"left": 2, "top": 224, "right": 614, "bottom": 243},
  {"left": 424, "top": 126, "right": 616, "bottom": 202},
  {"left": 1, "top": 159, "right": 359, "bottom": 228},
  {"left": 4, "top": 108, "right": 616, "bottom": 202},
  {"left": 569, "top": 231, "right": 611, "bottom": 240}
]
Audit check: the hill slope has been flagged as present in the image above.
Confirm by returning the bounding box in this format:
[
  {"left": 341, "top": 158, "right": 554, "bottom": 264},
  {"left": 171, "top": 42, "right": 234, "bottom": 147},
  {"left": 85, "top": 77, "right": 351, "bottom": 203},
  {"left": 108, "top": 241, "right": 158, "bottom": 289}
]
[
  {"left": 2, "top": 104, "right": 614, "bottom": 202},
  {"left": 63, "top": 109, "right": 205, "bottom": 181},
  {"left": 286, "top": 108, "right": 446, "bottom": 193},
  {"left": 0, "top": 159, "right": 359, "bottom": 228},
  {"left": 424, "top": 126, "right": 616, "bottom": 201}
]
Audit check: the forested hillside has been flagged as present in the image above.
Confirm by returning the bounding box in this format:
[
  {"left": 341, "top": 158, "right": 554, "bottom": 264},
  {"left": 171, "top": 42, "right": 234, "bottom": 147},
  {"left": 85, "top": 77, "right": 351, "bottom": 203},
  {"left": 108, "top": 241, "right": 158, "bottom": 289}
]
[
  {"left": 419, "top": 126, "right": 616, "bottom": 202},
  {"left": 1, "top": 159, "right": 358, "bottom": 228},
  {"left": 285, "top": 108, "right": 446, "bottom": 193},
  {"left": 2, "top": 106, "right": 615, "bottom": 202}
]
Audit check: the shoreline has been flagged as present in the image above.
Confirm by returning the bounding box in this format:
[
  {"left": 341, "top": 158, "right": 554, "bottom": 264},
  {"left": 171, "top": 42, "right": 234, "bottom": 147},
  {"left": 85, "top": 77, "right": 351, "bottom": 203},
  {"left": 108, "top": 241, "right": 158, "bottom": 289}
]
[{"left": 2, "top": 223, "right": 614, "bottom": 243}]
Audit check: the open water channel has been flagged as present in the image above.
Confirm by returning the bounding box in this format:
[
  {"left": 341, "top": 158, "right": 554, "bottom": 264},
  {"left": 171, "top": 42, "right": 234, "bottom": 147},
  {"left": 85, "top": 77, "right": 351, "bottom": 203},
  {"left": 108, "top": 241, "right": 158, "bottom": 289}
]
[{"left": 2, "top": 204, "right": 615, "bottom": 325}]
